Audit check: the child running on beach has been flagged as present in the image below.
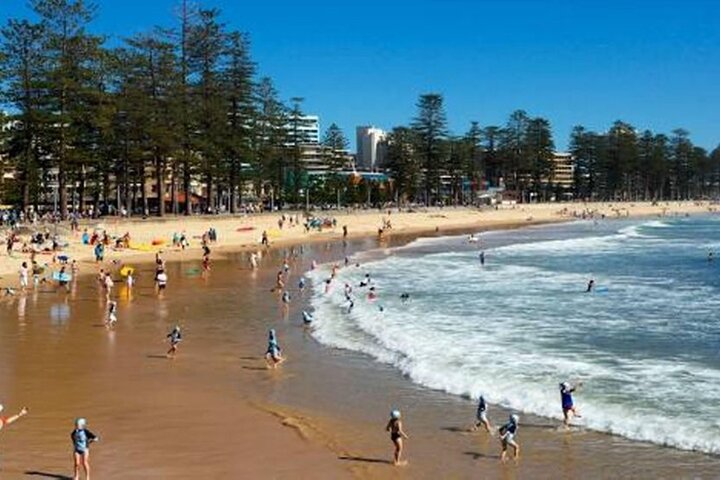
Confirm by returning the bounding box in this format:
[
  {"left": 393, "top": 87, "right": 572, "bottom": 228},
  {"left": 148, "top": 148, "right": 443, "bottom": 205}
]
[
  {"left": 471, "top": 395, "right": 493, "bottom": 434},
  {"left": 265, "top": 329, "right": 284, "bottom": 368},
  {"left": 0, "top": 404, "right": 28, "bottom": 432},
  {"left": 166, "top": 326, "right": 182, "bottom": 358},
  {"left": 105, "top": 301, "right": 118, "bottom": 329},
  {"left": 71, "top": 417, "right": 99, "bottom": 480},
  {"left": 386, "top": 410, "right": 409, "bottom": 466},
  {"left": 560, "top": 381, "right": 582, "bottom": 427},
  {"left": 499, "top": 414, "right": 520, "bottom": 462}
]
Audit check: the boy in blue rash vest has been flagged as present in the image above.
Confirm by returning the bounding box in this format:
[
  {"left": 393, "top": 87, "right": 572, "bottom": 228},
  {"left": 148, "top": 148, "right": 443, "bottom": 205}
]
[
  {"left": 71, "top": 417, "right": 98, "bottom": 480},
  {"left": 471, "top": 395, "right": 493, "bottom": 434},
  {"left": 166, "top": 326, "right": 182, "bottom": 358},
  {"left": 498, "top": 414, "right": 519, "bottom": 462},
  {"left": 265, "top": 329, "right": 284, "bottom": 369},
  {"left": 560, "top": 381, "right": 583, "bottom": 427}
]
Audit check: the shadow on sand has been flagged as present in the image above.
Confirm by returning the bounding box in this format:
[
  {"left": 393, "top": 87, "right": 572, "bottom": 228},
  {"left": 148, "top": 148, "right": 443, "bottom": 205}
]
[
  {"left": 25, "top": 471, "right": 73, "bottom": 480},
  {"left": 338, "top": 456, "right": 393, "bottom": 465},
  {"left": 464, "top": 451, "right": 500, "bottom": 460}
]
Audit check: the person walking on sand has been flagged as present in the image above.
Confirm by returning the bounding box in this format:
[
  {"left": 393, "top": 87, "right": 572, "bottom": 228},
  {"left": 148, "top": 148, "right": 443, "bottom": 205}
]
[
  {"left": 166, "top": 326, "right": 182, "bottom": 358},
  {"left": 19, "top": 261, "right": 29, "bottom": 292},
  {"left": 499, "top": 414, "right": 520, "bottom": 462},
  {"left": 560, "top": 381, "right": 582, "bottom": 427},
  {"left": 0, "top": 404, "right": 28, "bottom": 431},
  {"left": 71, "top": 417, "right": 99, "bottom": 480},
  {"left": 103, "top": 272, "right": 114, "bottom": 301},
  {"left": 471, "top": 395, "right": 493, "bottom": 434},
  {"left": 386, "top": 410, "right": 409, "bottom": 466},
  {"left": 265, "top": 329, "right": 284, "bottom": 368},
  {"left": 155, "top": 269, "right": 168, "bottom": 295},
  {"left": 105, "top": 301, "right": 118, "bottom": 329}
]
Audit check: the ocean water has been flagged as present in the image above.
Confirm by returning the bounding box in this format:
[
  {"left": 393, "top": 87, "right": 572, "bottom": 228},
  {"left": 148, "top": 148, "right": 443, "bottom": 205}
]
[{"left": 307, "top": 215, "right": 720, "bottom": 454}]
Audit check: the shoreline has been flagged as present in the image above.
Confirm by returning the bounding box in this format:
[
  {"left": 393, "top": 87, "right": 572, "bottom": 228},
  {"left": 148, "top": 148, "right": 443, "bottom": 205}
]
[
  {"left": 1, "top": 201, "right": 713, "bottom": 283},
  {"left": 1, "top": 201, "right": 718, "bottom": 479}
]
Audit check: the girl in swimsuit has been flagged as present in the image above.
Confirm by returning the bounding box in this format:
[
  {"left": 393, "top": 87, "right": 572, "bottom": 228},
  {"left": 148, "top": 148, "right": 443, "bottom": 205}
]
[{"left": 385, "top": 410, "right": 409, "bottom": 466}]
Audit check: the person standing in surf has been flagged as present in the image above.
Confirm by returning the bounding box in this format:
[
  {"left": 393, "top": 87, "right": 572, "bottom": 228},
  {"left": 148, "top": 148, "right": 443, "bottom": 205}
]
[
  {"left": 499, "top": 414, "right": 520, "bottom": 462},
  {"left": 386, "top": 409, "right": 409, "bottom": 466},
  {"left": 471, "top": 395, "right": 493, "bottom": 434},
  {"left": 560, "top": 381, "right": 582, "bottom": 427},
  {"left": 585, "top": 279, "right": 595, "bottom": 293}
]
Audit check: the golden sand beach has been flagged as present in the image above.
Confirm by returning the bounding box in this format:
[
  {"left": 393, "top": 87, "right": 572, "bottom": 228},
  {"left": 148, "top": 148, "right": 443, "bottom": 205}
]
[{"left": 0, "top": 201, "right": 718, "bottom": 479}]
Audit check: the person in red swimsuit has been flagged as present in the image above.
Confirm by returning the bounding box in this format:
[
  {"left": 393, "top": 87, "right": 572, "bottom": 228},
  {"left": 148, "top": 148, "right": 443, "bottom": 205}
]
[{"left": 0, "top": 404, "right": 29, "bottom": 431}]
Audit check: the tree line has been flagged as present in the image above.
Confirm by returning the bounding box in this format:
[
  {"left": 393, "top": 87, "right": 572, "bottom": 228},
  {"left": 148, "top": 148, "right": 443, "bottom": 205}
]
[
  {"left": 0, "top": 0, "right": 354, "bottom": 217},
  {"left": 1, "top": 1, "right": 718, "bottom": 217},
  {"left": 387, "top": 95, "right": 720, "bottom": 205}
]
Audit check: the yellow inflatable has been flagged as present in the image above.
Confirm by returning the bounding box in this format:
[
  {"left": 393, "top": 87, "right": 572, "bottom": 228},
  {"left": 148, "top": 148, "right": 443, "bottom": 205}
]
[
  {"left": 120, "top": 266, "right": 135, "bottom": 277},
  {"left": 129, "top": 243, "right": 155, "bottom": 252}
]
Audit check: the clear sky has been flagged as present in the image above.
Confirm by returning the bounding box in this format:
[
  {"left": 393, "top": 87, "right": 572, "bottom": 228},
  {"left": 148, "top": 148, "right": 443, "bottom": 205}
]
[{"left": 2, "top": 0, "right": 719, "bottom": 152}]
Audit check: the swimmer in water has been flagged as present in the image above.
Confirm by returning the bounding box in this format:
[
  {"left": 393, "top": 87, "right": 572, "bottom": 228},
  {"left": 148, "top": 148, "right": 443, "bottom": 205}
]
[
  {"left": 71, "top": 417, "right": 98, "bottom": 480},
  {"left": 479, "top": 251, "right": 485, "bottom": 266},
  {"left": 359, "top": 273, "right": 371, "bottom": 288},
  {"left": 499, "top": 414, "right": 520, "bottom": 462},
  {"left": 560, "top": 381, "right": 582, "bottom": 427},
  {"left": 302, "top": 311, "right": 314, "bottom": 325},
  {"left": 586, "top": 279, "right": 595, "bottom": 293},
  {"left": 166, "top": 326, "right": 182, "bottom": 358},
  {"left": 298, "top": 277, "right": 306, "bottom": 292},
  {"left": 265, "top": 329, "right": 284, "bottom": 368},
  {"left": 386, "top": 409, "right": 409, "bottom": 466},
  {"left": 709, "top": 252, "right": 715, "bottom": 263},
  {"left": 400, "top": 293, "right": 410, "bottom": 303},
  {"left": 368, "top": 287, "right": 377, "bottom": 301},
  {"left": 471, "top": 395, "right": 493, "bottom": 434}
]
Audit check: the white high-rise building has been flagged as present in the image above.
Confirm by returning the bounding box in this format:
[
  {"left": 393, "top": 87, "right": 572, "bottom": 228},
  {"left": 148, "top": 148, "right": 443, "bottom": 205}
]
[{"left": 356, "top": 126, "right": 386, "bottom": 171}]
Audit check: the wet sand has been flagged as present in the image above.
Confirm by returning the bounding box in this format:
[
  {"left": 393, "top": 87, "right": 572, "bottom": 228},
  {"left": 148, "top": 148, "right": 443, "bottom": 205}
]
[{"left": 1, "top": 222, "right": 719, "bottom": 479}]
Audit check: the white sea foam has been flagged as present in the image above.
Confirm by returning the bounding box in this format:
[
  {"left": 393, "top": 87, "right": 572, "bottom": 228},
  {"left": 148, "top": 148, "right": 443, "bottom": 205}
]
[{"left": 307, "top": 218, "right": 720, "bottom": 454}]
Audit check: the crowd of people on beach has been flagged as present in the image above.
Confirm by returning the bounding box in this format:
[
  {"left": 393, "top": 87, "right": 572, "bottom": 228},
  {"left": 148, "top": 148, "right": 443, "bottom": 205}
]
[
  {"left": 0, "top": 219, "right": 230, "bottom": 478},
  {"left": 9, "top": 208, "right": 694, "bottom": 474}
]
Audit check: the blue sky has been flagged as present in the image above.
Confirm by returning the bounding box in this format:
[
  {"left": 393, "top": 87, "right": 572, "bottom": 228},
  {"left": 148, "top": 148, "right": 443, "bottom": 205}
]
[{"left": 2, "top": 0, "right": 719, "bottom": 151}]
